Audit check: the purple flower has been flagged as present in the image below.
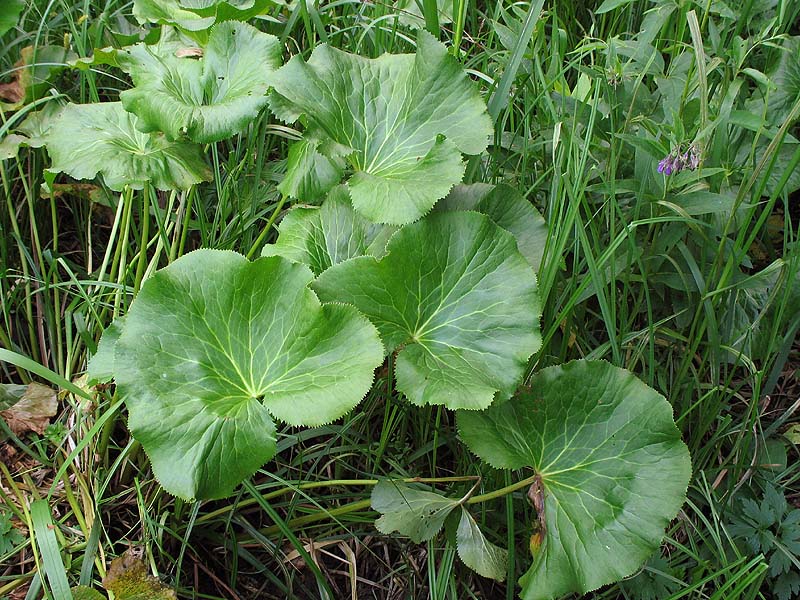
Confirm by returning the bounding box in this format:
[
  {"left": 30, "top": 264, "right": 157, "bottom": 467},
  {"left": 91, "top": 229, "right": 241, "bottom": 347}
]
[
  {"left": 657, "top": 145, "right": 701, "bottom": 176},
  {"left": 658, "top": 154, "right": 676, "bottom": 175}
]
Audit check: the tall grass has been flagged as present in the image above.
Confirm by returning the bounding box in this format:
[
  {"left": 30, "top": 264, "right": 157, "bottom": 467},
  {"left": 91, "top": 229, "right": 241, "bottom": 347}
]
[{"left": 1, "top": 0, "right": 798, "bottom": 598}]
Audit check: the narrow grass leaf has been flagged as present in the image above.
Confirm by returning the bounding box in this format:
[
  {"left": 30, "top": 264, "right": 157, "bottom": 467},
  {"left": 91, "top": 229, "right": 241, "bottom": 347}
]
[{"left": 30, "top": 500, "right": 73, "bottom": 600}]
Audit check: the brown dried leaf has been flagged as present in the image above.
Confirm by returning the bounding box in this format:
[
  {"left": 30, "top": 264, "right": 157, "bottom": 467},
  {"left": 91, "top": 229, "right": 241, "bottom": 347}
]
[
  {"left": 0, "top": 80, "right": 23, "bottom": 103},
  {"left": 0, "top": 382, "right": 57, "bottom": 436}
]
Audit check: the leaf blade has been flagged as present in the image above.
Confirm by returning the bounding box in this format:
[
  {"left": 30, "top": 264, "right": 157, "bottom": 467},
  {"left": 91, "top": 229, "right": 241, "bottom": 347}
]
[
  {"left": 458, "top": 360, "right": 691, "bottom": 600},
  {"left": 113, "top": 250, "right": 383, "bottom": 500}
]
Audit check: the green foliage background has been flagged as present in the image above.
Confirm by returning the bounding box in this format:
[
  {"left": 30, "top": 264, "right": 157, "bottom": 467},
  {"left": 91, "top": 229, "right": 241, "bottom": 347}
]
[{"left": 1, "top": 0, "right": 799, "bottom": 598}]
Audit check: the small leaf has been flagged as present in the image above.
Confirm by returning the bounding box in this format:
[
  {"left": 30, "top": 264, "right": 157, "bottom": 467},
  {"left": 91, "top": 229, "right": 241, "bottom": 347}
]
[
  {"left": 113, "top": 250, "right": 383, "bottom": 500},
  {"left": 262, "top": 186, "right": 396, "bottom": 275},
  {"left": 87, "top": 317, "right": 125, "bottom": 385},
  {"left": 0, "top": 46, "right": 77, "bottom": 108},
  {"left": 0, "top": 509, "right": 25, "bottom": 555},
  {"left": 436, "top": 183, "right": 548, "bottom": 272},
  {"left": 371, "top": 481, "right": 460, "bottom": 543},
  {"left": 269, "top": 31, "right": 493, "bottom": 224},
  {"left": 102, "top": 549, "right": 176, "bottom": 599},
  {"left": 785, "top": 423, "right": 800, "bottom": 445},
  {"left": 458, "top": 360, "right": 691, "bottom": 600},
  {"left": 456, "top": 508, "right": 508, "bottom": 581},
  {"left": 119, "top": 21, "right": 281, "bottom": 142},
  {"left": 0, "top": 382, "right": 57, "bottom": 436},
  {"left": 42, "top": 102, "right": 212, "bottom": 191},
  {"left": 314, "top": 211, "right": 541, "bottom": 410}
]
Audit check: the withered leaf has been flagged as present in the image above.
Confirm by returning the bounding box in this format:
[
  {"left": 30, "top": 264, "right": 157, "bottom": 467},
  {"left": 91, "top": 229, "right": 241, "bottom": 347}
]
[{"left": 0, "top": 382, "right": 57, "bottom": 436}]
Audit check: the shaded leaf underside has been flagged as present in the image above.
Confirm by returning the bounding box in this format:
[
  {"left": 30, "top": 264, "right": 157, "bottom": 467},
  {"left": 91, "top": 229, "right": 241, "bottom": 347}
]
[{"left": 42, "top": 102, "right": 211, "bottom": 191}]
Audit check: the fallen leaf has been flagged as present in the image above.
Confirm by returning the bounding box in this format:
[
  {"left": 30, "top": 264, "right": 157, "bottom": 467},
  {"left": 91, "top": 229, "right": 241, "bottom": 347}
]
[
  {"left": 0, "top": 79, "right": 23, "bottom": 103},
  {"left": 0, "top": 382, "right": 57, "bottom": 436}
]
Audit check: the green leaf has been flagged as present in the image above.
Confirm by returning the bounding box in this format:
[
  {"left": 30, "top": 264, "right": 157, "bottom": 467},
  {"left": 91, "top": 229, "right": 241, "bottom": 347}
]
[
  {"left": 31, "top": 500, "right": 73, "bottom": 600},
  {"left": 371, "top": 481, "right": 460, "bottom": 543},
  {"left": 394, "top": 0, "right": 453, "bottom": 28},
  {"left": 765, "top": 36, "right": 800, "bottom": 125},
  {"left": 113, "top": 250, "right": 383, "bottom": 500},
  {"left": 0, "top": 384, "right": 27, "bottom": 411},
  {"left": 314, "top": 211, "right": 541, "bottom": 410},
  {"left": 0, "top": 0, "right": 24, "bottom": 36},
  {"left": 278, "top": 138, "right": 346, "bottom": 201},
  {"left": 595, "top": 0, "right": 635, "bottom": 14},
  {"left": 0, "top": 103, "right": 64, "bottom": 159},
  {"left": 436, "top": 183, "right": 548, "bottom": 272},
  {"left": 262, "top": 186, "right": 396, "bottom": 276},
  {"left": 0, "top": 508, "right": 25, "bottom": 555},
  {"left": 458, "top": 360, "right": 691, "bottom": 600},
  {"left": 102, "top": 549, "right": 176, "bottom": 599},
  {"left": 269, "top": 31, "right": 493, "bottom": 224},
  {"left": 42, "top": 102, "right": 211, "bottom": 191},
  {"left": 87, "top": 317, "right": 125, "bottom": 385},
  {"left": 119, "top": 21, "right": 281, "bottom": 142},
  {"left": 134, "top": 0, "right": 214, "bottom": 30},
  {"left": 266, "top": 182, "right": 548, "bottom": 277},
  {"left": 0, "top": 134, "right": 27, "bottom": 160},
  {"left": 0, "top": 46, "right": 77, "bottom": 109},
  {"left": 70, "top": 587, "right": 107, "bottom": 600},
  {"left": 456, "top": 508, "right": 508, "bottom": 581},
  {"left": 133, "top": 0, "right": 273, "bottom": 32}
]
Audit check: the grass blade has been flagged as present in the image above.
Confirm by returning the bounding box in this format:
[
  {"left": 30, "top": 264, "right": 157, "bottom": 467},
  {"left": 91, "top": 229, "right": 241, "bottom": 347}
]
[{"left": 30, "top": 500, "right": 73, "bottom": 600}]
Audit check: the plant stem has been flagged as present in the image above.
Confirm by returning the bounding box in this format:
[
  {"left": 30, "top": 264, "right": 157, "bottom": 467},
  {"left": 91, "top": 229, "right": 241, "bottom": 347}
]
[
  {"left": 241, "top": 472, "right": 536, "bottom": 539},
  {"left": 246, "top": 195, "right": 287, "bottom": 259},
  {"left": 133, "top": 185, "right": 150, "bottom": 295},
  {"left": 466, "top": 473, "right": 538, "bottom": 504},
  {"left": 199, "top": 475, "right": 478, "bottom": 524}
]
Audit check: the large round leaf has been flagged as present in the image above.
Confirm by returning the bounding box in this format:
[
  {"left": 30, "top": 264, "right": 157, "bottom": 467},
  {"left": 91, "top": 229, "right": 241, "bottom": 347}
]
[
  {"left": 269, "top": 31, "right": 493, "bottom": 225},
  {"left": 313, "top": 211, "right": 541, "bottom": 410},
  {"left": 42, "top": 102, "right": 211, "bottom": 191},
  {"left": 458, "top": 360, "right": 691, "bottom": 600},
  {"left": 114, "top": 250, "right": 383, "bottom": 500},
  {"left": 119, "top": 21, "right": 281, "bottom": 142}
]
